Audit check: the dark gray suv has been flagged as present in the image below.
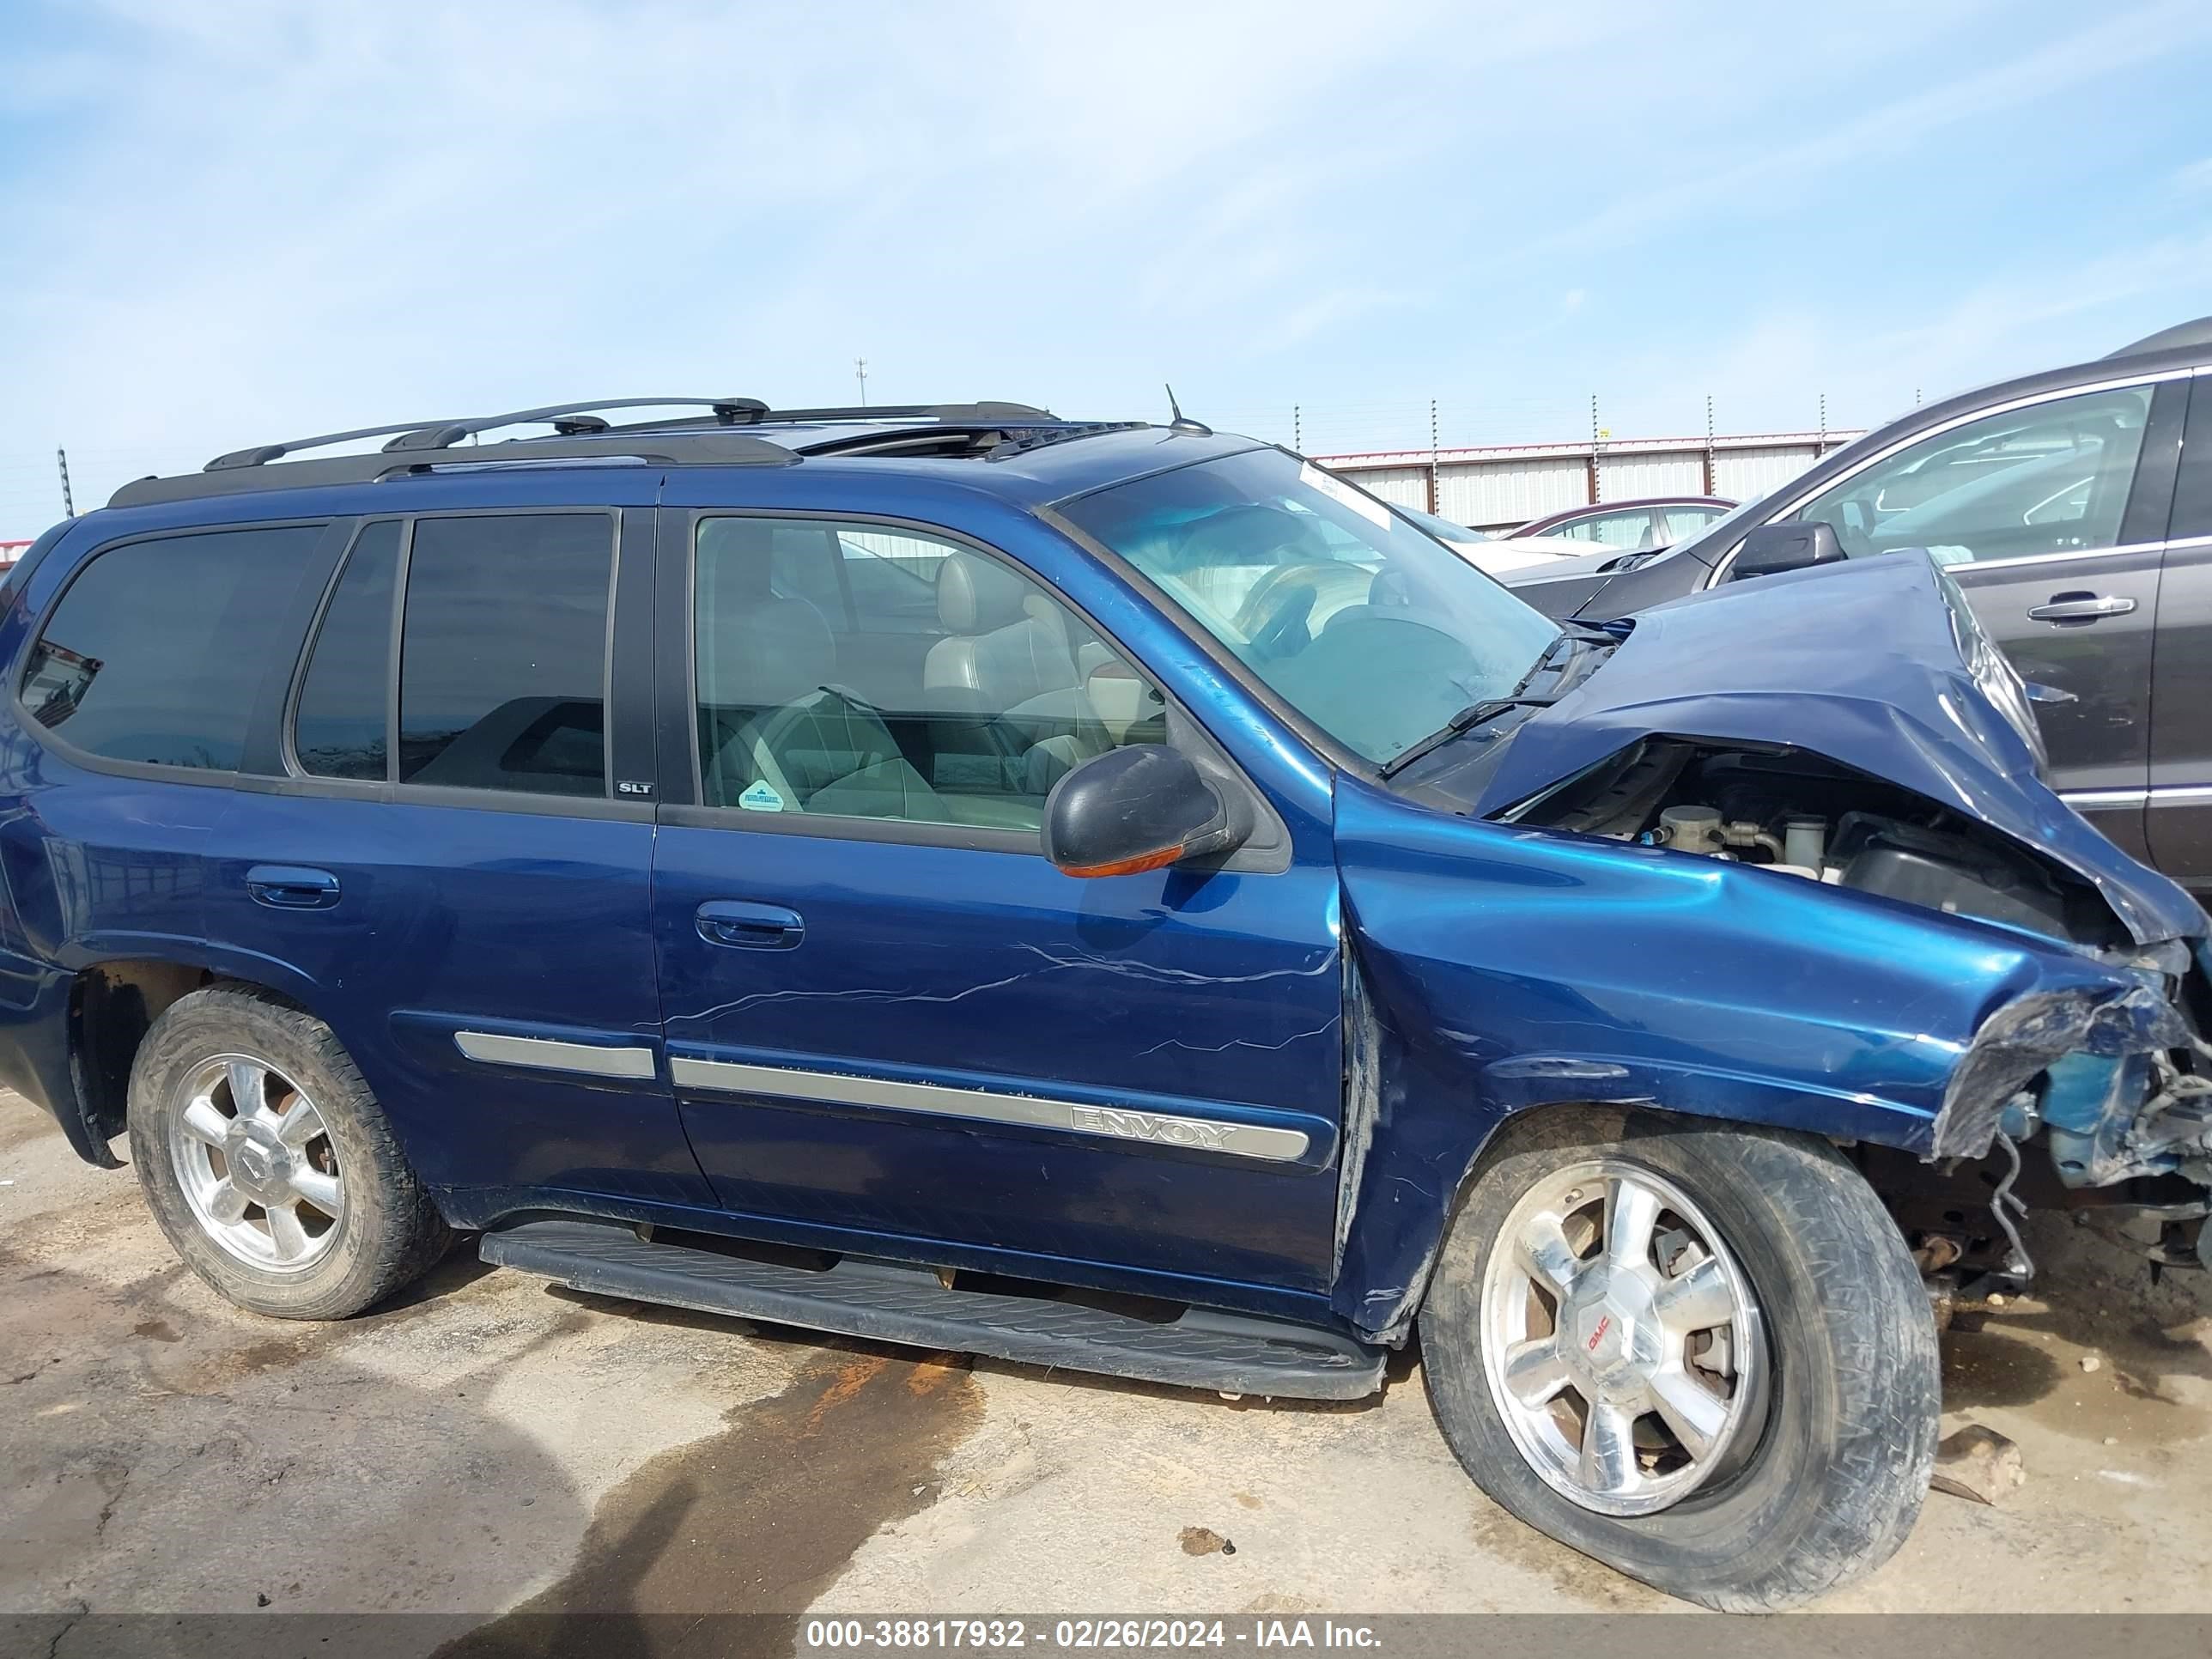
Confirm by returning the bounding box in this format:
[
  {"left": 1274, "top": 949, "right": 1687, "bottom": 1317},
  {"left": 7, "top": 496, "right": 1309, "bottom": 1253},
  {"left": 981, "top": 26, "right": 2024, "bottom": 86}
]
[{"left": 1501, "top": 319, "right": 2212, "bottom": 890}]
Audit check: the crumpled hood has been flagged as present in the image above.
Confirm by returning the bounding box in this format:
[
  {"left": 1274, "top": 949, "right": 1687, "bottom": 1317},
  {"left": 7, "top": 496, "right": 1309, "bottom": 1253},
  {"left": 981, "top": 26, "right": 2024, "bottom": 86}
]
[{"left": 1471, "top": 552, "right": 2209, "bottom": 947}]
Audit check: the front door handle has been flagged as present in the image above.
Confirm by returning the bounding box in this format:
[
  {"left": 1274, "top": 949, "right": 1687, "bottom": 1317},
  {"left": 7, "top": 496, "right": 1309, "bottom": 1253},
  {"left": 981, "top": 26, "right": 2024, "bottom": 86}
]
[
  {"left": 696, "top": 900, "right": 805, "bottom": 950},
  {"left": 246, "top": 865, "right": 341, "bottom": 909},
  {"left": 2027, "top": 592, "right": 2136, "bottom": 623}
]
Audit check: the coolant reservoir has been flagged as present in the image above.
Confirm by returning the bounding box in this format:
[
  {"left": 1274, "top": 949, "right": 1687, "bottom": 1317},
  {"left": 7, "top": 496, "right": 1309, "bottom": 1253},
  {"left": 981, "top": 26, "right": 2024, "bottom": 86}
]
[{"left": 1784, "top": 815, "right": 1828, "bottom": 869}]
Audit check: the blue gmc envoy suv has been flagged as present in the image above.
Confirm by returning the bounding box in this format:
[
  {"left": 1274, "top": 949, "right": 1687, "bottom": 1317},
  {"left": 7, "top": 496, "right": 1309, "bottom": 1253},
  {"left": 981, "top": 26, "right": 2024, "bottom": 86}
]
[{"left": 3, "top": 397, "right": 2208, "bottom": 1609}]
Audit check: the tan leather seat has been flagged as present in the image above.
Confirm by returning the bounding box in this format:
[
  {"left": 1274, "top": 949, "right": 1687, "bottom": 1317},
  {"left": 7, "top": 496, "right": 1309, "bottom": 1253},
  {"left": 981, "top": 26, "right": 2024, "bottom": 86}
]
[
  {"left": 697, "top": 522, "right": 947, "bottom": 819},
  {"left": 921, "top": 551, "right": 1112, "bottom": 798}
]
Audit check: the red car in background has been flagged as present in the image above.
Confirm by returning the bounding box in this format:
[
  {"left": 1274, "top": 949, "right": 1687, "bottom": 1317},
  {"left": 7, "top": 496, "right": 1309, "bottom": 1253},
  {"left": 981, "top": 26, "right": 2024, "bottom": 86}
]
[{"left": 1510, "top": 495, "right": 1734, "bottom": 548}]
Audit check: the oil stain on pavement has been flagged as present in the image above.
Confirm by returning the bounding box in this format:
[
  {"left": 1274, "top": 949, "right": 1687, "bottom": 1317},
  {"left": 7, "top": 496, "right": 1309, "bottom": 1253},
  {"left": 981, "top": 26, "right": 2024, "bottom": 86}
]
[{"left": 442, "top": 1340, "right": 981, "bottom": 1659}]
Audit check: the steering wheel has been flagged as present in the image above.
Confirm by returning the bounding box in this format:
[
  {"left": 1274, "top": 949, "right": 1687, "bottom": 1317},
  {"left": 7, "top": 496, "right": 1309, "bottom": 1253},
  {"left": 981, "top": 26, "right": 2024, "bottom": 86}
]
[{"left": 1248, "top": 582, "right": 1317, "bottom": 661}]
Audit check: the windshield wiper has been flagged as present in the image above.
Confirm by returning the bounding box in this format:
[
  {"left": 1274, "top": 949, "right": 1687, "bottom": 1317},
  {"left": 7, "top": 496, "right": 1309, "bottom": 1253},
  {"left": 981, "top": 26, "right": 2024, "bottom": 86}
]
[
  {"left": 1376, "top": 629, "right": 1595, "bottom": 780},
  {"left": 1379, "top": 695, "right": 1557, "bottom": 778}
]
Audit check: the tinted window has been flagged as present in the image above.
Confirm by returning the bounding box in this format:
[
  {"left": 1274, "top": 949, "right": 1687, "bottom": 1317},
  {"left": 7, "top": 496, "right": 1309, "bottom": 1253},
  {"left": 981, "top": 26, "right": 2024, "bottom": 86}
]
[
  {"left": 695, "top": 517, "right": 1164, "bottom": 831},
  {"left": 293, "top": 521, "right": 398, "bottom": 780},
  {"left": 1792, "top": 385, "right": 2153, "bottom": 566},
  {"left": 398, "top": 514, "right": 611, "bottom": 796},
  {"left": 1554, "top": 507, "right": 1659, "bottom": 548},
  {"left": 22, "top": 526, "right": 325, "bottom": 770},
  {"left": 2165, "top": 379, "right": 2212, "bottom": 542},
  {"left": 1662, "top": 503, "right": 1727, "bottom": 539}
]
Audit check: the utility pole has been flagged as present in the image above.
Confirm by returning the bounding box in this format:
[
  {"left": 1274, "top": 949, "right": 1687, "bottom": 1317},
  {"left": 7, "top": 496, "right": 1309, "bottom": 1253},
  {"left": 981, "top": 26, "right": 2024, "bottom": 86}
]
[
  {"left": 1818, "top": 392, "right": 1828, "bottom": 453},
  {"left": 854, "top": 358, "right": 868, "bottom": 407},
  {"left": 1703, "top": 394, "right": 1717, "bottom": 498},
  {"left": 1292, "top": 404, "right": 1302, "bottom": 451},
  {"left": 1587, "top": 394, "right": 1601, "bottom": 505},
  {"left": 1427, "top": 398, "right": 1440, "bottom": 515},
  {"left": 57, "top": 447, "right": 75, "bottom": 519}
]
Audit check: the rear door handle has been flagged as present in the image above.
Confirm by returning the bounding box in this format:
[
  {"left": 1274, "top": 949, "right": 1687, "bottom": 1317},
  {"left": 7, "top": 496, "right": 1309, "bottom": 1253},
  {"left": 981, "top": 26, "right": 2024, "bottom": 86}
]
[
  {"left": 246, "top": 865, "right": 341, "bottom": 909},
  {"left": 2027, "top": 592, "right": 2136, "bottom": 623},
  {"left": 696, "top": 900, "right": 805, "bottom": 950}
]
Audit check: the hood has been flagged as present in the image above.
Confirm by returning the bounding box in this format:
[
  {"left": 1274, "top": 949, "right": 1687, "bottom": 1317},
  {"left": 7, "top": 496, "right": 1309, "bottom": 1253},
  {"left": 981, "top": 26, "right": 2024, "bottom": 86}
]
[{"left": 1470, "top": 553, "right": 2208, "bottom": 947}]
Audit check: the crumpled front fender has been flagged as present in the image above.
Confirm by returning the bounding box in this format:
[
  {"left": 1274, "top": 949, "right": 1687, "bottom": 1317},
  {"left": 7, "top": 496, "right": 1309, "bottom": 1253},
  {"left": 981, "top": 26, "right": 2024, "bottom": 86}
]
[
  {"left": 1931, "top": 948, "right": 2211, "bottom": 1186},
  {"left": 1931, "top": 979, "right": 2187, "bottom": 1156},
  {"left": 1328, "top": 776, "right": 2190, "bottom": 1341}
]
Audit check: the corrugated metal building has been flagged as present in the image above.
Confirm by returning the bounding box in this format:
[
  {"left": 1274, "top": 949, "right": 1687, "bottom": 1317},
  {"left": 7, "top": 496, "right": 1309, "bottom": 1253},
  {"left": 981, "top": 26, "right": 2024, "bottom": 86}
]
[{"left": 1312, "top": 429, "right": 1863, "bottom": 532}]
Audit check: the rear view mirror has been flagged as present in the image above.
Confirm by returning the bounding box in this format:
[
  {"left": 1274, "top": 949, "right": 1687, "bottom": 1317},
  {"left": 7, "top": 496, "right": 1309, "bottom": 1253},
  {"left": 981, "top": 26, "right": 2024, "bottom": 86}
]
[
  {"left": 1042, "top": 744, "right": 1247, "bottom": 878},
  {"left": 1731, "top": 520, "right": 1845, "bottom": 580}
]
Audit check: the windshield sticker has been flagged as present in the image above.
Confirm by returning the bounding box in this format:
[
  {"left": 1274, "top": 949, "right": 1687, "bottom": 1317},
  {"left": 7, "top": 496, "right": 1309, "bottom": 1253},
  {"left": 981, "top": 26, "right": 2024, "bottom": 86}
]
[
  {"left": 738, "top": 780, "right": 787, "bottom": 811},
  {"left": 1300, "top": 462, "right": 1395, "bottom": 531}
]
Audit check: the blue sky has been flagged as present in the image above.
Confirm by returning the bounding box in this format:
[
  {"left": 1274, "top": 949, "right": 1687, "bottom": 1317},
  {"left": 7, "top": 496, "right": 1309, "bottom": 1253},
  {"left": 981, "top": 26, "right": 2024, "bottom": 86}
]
[{"left": 2, "top": 0, "right": 2209, "bottom": 532}]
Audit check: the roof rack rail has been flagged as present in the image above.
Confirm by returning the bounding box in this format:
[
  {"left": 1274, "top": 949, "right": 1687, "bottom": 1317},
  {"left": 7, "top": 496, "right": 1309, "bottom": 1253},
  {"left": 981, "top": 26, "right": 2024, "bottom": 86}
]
[
  {"left": 207, "top": 416, "right": 474, "bottom": 471},
  {"left": 204, "top": 398, "right": 771, "bottom": 474},
  {"left": 716, "top": 399, "right": 1056, "bottom": 427},
  {"left": 208, "top": 397, "right": 1060, "bottom": 473},
  {"left": 382, "top": 397, "right": 772, "bottom": 453},
  {"left": 113, "top": 431, "right": 799, "bottom": 511},
  {"left": 125, "top": 395, "right": 1066, "bottom": 510}
]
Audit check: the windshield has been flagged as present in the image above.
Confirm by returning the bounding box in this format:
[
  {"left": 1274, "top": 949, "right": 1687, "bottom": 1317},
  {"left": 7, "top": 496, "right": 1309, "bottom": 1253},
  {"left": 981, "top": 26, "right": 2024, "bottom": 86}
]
[
  {"left": 1060, "top": 448, "right": 1562, "bottom": 766},
  {"left": 1393, "top": 503, "right": 1488, "bottom": 544}
]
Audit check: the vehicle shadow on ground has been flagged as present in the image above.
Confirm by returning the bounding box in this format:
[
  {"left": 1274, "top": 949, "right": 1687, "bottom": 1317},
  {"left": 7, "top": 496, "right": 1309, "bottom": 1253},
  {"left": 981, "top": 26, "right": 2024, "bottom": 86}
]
[
  {"left": 0, "top": 1246, "right": 588, "bottom": 1652},
  {"left": 438, "top": 1324, "right": 985, "bottom": 1659}
]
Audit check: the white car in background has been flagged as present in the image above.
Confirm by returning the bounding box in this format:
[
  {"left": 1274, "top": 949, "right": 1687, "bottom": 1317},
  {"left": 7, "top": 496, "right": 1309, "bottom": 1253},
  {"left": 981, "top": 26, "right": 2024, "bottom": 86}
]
[{"left": 1387, "top": 503, "right": 1587, "bottom": 577}]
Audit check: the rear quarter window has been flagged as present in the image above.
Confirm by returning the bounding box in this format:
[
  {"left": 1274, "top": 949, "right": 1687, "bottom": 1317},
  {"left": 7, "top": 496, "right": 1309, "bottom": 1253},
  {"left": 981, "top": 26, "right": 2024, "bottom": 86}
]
[{"left": 21, "top": 525, "right": 326, "bottom": 771}]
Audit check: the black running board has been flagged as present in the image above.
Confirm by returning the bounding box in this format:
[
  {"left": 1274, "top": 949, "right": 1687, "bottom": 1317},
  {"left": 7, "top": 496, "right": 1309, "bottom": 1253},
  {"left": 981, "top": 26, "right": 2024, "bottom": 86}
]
[{"left": 480, "top": 1218, "right": 1386, "bottom": 1401}]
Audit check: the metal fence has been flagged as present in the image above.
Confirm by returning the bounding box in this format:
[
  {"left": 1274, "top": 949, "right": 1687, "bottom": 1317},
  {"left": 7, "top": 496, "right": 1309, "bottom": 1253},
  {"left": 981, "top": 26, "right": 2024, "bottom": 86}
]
[{"left": 1310, "top": 429, "right": 1863, "bottom": 533}]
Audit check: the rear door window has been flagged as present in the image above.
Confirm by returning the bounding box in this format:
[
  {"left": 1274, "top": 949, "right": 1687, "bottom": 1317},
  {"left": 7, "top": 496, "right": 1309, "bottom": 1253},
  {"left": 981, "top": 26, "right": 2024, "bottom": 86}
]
[
  {"left": 397, "top": 514, "right": 612, "bottom": 797},
  {"left": 1553, "top": 507, "right": 1662, "bottom": 548},
  {"left": 292, "top": 521, "right": 400, "bottom": 780},
  {"left": 1662, "top": 503, "right": 1727, "bottom": 540},
  {"left": 22, "top": 525, "right": 326, "bottom": 771}
]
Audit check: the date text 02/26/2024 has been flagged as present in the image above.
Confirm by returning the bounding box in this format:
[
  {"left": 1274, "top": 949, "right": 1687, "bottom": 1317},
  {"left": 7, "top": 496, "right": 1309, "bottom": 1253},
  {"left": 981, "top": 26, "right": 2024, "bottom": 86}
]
[{"left": 801, "top": 1620, "right": 1383, "bottom": 1650}]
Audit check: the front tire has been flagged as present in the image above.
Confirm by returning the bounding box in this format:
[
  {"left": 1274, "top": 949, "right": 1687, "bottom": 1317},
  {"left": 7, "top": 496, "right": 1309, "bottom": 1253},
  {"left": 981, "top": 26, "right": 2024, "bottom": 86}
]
[
  {"left": 128, "top": 986, "right": 451, "bottom": 1320},
  {"left": 1420, "top": 1107, "right": 1937, "bottom": 1612}
]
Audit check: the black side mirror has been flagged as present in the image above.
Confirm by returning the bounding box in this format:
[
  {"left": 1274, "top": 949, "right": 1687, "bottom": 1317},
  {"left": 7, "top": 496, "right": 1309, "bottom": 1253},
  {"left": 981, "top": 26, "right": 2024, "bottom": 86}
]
[
  {"left": 1731, "top": 520, "right": 1845, "bottom": 580},
  {"left": 1042, "top": 744, "right": 1248, "bottom": 878}
]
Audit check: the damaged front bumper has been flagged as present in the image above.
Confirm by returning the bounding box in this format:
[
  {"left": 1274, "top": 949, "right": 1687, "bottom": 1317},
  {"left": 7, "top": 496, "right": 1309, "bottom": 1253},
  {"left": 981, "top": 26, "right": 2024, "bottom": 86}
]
[{"left": 1933, "top": 940, "right": 2212, "bottom": 1206}]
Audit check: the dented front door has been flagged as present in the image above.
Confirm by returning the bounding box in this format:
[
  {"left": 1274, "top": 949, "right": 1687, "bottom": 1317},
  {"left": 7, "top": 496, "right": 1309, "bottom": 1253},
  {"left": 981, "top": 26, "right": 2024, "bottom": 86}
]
[{"left": 653, "top": 823, "right": 1346, "bottom": 1291}]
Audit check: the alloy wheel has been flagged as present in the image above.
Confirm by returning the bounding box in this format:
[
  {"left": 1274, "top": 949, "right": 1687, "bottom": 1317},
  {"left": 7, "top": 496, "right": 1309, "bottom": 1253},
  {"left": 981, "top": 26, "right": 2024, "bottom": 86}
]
[
  {"left": 166, "top": 1052, "right": 345, "bottom": 1273},
  {"left": 1479, "top": 1158, "right": 1765, "bottom": 1516}
]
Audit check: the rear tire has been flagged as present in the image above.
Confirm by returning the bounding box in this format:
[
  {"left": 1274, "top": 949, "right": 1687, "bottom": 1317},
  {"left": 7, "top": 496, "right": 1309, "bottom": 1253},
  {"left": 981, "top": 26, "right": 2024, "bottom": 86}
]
[
  {"left": 128, "top": 986, "right": 451, "bottom": 1320},
  {"left": 1420, "top": 1106, "right": 1937, "bottom": 1612}
]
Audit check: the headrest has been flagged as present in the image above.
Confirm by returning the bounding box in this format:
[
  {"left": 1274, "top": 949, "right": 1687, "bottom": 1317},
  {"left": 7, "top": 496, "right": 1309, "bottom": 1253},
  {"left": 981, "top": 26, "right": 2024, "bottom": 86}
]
[
  {"left": 696, "top": 519, "right": 776, "bottom": 601},
  {"left": 936, "top": 550, "right": 1032, "bottom": 633}
]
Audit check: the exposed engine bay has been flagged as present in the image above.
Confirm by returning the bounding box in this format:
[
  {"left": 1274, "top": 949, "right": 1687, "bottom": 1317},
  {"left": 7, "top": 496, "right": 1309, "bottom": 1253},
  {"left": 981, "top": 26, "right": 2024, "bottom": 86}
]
[
  {"left": 1506, "top": 735, "right": 2212, "bottom": 1279},
  {"left": 1509, "top": 736, "right": 2131, "bottom": 947}
]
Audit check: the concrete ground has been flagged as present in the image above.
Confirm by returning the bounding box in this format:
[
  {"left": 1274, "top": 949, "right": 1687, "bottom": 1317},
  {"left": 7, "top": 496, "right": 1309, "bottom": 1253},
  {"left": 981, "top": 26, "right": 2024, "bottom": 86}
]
[{"left": 4, "top": 1085, "right": 2211, "bottom": 1644}]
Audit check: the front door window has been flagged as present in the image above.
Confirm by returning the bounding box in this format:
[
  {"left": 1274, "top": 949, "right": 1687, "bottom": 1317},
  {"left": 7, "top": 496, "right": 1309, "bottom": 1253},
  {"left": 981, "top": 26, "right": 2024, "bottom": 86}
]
[
  {"left": 1790, "top": 385, "right": 2154, "bottom": 567},
  {"left": 692, "top": 517, "right": 1165, "bottom": 832}
]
